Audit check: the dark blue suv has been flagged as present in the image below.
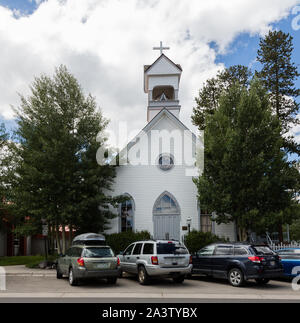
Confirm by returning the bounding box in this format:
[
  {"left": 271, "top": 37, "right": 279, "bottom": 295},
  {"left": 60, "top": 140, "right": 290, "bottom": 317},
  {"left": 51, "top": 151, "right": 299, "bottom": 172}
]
[{"left": 191, "top": 243, "right": 283, "bottom": 287}]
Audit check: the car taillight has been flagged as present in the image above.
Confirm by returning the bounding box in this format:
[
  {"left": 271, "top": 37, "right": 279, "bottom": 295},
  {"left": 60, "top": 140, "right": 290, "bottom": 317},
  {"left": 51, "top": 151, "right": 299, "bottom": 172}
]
[
  {"left": 189, "top": 255, "right": 192, "bottom": 264},
  {"left": 77, "top": 257, "right": 85, "bottom": 267},
  {"left": 248, "top": 256, "right": 264, "bottom": 264},
  {"left": 151, "top": 256, "right": 159, "bottom": 265},
  {"left": 117, "top": 257, "right": 120, "bottom": 266}
]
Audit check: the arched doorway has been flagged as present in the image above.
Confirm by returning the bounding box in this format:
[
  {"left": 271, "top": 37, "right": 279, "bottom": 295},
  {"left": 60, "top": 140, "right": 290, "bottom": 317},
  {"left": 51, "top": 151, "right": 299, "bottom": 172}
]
[{"left": 153, "top": 192, "right": 180, "bottom": 240}]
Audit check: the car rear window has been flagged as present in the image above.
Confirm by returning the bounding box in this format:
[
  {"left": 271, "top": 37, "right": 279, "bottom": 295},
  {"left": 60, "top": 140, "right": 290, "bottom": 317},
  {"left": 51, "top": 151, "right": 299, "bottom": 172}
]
[
  {"left": 215, "top": 246, "right": 233, "bottom": 255},
  {"left": 252, "top": 246, "right": 275, "bottom": 255},
  {"left": 234, "top": 247, "right": 249, "bottom": 255},
  {"left": 143, "top": 243, "right": 154, "bottom": 255},
  {"left": 157, "top": 243, "right": 188, "bottom": 255},
  {"left": 82, "top": 247, "right": 114, "bottom": 258}
]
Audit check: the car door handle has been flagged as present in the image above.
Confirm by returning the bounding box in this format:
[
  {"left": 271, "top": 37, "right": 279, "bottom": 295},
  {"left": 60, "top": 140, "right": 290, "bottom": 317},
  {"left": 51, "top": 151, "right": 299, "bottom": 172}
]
[{"left": 136, "top": 257, "right": 140, "bottom": 259}]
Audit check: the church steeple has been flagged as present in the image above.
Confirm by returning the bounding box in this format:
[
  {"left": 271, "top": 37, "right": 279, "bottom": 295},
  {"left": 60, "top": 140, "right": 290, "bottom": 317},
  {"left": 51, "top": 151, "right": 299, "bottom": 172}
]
[{"left": 144, "top": 43, "right": 182, "bottom": 122}]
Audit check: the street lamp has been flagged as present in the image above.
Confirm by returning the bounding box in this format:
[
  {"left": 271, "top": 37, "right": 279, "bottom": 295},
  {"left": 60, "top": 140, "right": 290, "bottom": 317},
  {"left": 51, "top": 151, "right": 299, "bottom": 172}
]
[{"left": 187, "top": 217, "right": 192, "bottom": 234}]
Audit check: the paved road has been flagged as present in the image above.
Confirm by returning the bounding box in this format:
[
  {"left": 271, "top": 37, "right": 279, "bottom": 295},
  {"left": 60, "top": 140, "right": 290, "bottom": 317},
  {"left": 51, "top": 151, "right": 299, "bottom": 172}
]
[{"left": 1, "top": 269, "right": 300, "bottom": 302}]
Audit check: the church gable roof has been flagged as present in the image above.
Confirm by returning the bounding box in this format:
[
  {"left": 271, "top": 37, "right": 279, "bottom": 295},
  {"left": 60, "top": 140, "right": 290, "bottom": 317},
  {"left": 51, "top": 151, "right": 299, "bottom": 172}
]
[
  {"left": 124, "top": 109, "right": 196, "bottom": 152},
  {"left": 144, "top": 54, "right": 182, "bottom": 75},
  {"left": 111, "top": 109, "right": 197, "bottom": 166}
]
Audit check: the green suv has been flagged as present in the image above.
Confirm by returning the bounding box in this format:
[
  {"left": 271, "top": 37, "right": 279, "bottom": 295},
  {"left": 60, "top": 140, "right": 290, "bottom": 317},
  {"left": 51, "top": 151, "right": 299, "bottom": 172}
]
[{"left": 56, "top": 244, "right": 120, "bottom": 286}]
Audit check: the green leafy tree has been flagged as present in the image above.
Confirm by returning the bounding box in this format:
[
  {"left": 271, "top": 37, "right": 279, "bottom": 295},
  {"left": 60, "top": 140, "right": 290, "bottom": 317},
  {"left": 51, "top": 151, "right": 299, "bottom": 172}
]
[
  {"left": 192, "top": 65, "right": 252, "bottom": 130},
  {"left": 0, "top": 123, "right": 9, "bottom": 230},
  {"left": 196, "top": 80, "right": 299, "bottom": 241},
  {"left": 5, "top": 66, "right": 124, "bottom": 254},
  {"left": 257, "top": 30, "right": 300, "bottom": 154}
]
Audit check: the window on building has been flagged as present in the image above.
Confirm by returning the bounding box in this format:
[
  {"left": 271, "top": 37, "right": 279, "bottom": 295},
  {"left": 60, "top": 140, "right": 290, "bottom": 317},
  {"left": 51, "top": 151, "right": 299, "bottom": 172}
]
[
  {"left": 152, "top": 86, "right": 175, "bottom": 101},
  {"left": 153, "top": 192, "right": 180, "bottom": 215},
  {"left": 158, "top": 154, "right": 174, "bottom": 171},
  {"left": 200, "top": 215, "right": 212, "bottom": 233},
  {"left": 121, "top": 198, "right": 134, "bottom": 232}
]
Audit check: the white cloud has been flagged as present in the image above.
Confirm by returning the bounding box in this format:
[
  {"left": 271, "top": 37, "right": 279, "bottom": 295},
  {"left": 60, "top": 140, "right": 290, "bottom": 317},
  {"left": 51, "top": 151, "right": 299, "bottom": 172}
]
[{"left": 0, "top": 0, "right": 299, "bottom": 139}]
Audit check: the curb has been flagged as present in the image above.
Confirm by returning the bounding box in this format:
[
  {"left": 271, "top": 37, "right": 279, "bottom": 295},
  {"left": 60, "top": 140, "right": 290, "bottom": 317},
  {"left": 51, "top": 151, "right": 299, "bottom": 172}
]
[{"left": 6, "top": 274, "right": 55, "bottom": 277}]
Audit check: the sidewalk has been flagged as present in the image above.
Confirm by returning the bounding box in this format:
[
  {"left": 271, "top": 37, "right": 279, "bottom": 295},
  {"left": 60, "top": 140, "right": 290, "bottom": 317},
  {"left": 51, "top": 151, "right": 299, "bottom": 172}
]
[{"left": 2, "top": 265, "right": 55, "bottom": 277}]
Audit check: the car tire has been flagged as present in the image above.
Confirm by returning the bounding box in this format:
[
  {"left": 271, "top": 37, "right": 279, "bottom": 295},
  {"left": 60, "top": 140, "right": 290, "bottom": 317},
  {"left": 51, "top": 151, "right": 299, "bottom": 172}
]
[
  {"left": 228, "top": 268, "right": 244, "bottom": 287},
  {"left": 56, "top": 267, "right": 63, "bottom": 279},
  {"left": 173, "top": 275, "right": 185, "bottom": 283},
  {"left": 138, "top": 266, "right": 150, "bottom": 285},
  {"left": 68, "top": 268, "right": 78, "bottom": 286},
  {"left": 107, "top": 277, "right": 118, "bottom": 284},
  {"left": 119, "top": 270, "right": 123, "bottom": 278},
  {"left": 255, "top": 278, "right": 270, "bottom": 285}
]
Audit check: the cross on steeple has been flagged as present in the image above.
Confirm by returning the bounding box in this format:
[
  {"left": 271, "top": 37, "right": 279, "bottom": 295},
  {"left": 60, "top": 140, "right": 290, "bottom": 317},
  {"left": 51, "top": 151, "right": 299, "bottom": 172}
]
[{"left": 153, "top": 41, "right": 170, "bottom": 55}]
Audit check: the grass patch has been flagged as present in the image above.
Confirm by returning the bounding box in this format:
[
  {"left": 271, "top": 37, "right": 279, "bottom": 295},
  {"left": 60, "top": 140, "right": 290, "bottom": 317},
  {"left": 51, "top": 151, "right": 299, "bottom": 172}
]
[
  {"left": 0, "top": 255, "right": 58, "bottom": 268},
  {"left": 0, "top": 256, "right": 45, "bottom": 267}
]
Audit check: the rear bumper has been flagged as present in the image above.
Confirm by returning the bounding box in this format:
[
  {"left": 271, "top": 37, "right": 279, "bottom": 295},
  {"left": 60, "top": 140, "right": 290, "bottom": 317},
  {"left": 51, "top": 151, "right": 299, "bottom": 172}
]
[
  {"left": 245, "top": 268, "right": 284, "bottom": 280},
  {"left": 146, "top": 264, "right": 193, "bottom": 277},
  {"left": 75, "top": 267, "right": 120, "bottom": 279}
]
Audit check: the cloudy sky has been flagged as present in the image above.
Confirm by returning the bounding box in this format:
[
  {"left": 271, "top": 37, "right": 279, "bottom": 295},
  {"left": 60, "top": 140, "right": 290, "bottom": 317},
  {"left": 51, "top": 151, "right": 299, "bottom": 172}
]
[{"left": 0, "top": 0, "right": 299, "bottom": 147}]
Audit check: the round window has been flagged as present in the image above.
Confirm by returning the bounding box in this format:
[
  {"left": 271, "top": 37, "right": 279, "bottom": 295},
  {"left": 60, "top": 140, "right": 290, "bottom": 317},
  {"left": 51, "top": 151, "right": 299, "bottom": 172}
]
[{"left": 158, "top": 154, "right": 174, "bottom": 171}]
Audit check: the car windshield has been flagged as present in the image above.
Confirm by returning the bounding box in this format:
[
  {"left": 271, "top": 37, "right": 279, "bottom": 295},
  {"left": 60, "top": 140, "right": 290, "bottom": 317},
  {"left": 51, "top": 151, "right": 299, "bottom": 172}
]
[
  {"left": 157, "top": 243, "right": 188, "bottom": 255},
  {"left": 252, "top": 246, "right": 275, "bottom": 255},
  {"left": 82, "top": 247, "right": 114, "bottom": 258}
]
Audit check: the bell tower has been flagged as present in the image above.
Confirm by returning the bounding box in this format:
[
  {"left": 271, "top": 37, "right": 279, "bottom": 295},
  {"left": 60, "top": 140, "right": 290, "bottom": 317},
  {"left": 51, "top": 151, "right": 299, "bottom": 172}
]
[{"left": 144, "top": 42, "right": 182, "bottom": 122}]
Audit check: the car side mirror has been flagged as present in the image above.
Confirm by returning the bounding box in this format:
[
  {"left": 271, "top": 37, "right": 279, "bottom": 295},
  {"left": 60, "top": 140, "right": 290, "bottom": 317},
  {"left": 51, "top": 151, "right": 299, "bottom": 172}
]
[{"left": 119, "top": 251, "right": 124, "bottom": 255}]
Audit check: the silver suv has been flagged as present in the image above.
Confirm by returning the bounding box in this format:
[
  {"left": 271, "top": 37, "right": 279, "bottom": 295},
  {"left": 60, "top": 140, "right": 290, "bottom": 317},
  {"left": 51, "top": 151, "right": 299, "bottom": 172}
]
[{"left": 118, "top": 240, "right": 192, "bottom": 285}]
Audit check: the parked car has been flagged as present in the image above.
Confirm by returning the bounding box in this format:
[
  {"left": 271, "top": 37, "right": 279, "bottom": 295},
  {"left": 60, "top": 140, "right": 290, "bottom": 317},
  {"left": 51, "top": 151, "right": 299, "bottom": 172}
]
[
  {"left": 118, "top": 239, "right": 192, "bottom": 285},
  {"left": 56, "top": 243, "right": 120, "bottom": 286},
  {"left": 191, "top": 243, "right": 283, "bottom": 287},
  {"left": 276, "top": 248, "right": 300, "bottom": 278}
]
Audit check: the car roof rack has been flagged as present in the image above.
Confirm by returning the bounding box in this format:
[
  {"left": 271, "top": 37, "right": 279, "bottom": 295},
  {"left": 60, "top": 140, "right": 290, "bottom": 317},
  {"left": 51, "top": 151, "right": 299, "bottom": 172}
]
[{"left": 72, "top": 233, "right": 106, "bottom": 246}]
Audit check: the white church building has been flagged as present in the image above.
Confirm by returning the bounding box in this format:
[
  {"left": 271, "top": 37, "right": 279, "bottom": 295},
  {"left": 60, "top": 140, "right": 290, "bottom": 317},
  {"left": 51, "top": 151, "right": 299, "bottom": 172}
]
[{"left": 106, "top": 44, "right": 236, "bottom": 242}]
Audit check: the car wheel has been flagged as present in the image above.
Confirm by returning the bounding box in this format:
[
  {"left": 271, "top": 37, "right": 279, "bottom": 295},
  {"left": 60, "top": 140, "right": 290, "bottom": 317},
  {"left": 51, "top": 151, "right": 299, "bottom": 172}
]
[
  {"left": 107, "top": 277, "right": 117, "bottom": 284},
  {"left": 69, "top": 268, "right": 78, "bottom": 286},
  {"left": 173, "top": 275, "right": 185, "bottom": 283},
  {"left": 119, "top": 270, "right": 123, "bottom": 278},
  {"left": 255, "top": 278, "right": 270, "bottom": 285},
  {"left": 138, "top": 266, "right": 150, "bottom": 285},
  {"left": 228, "top": 268, "right": 244, "bottom": 287},
  {"left": 56, "top": 266, "right": 63, "bottom": 279}
]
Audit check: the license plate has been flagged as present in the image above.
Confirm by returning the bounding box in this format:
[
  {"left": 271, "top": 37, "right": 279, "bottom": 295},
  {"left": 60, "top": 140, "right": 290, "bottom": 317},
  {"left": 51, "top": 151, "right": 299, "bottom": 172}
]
[
  {"left": 95, "top": 263, "right": 110, "bottom": 269},
  {"left": 270, "top": 261, "right": 275, "bottom": 266}
]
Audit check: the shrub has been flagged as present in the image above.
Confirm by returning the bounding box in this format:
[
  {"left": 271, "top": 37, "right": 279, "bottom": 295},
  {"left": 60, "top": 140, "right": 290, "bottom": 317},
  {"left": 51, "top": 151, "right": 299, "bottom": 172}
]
[
  {"left": 184, "top": 230, "right": 224, "bottom": 254},
  {"left": 105, "top": 231, "right": 151, "bottom": 255}
]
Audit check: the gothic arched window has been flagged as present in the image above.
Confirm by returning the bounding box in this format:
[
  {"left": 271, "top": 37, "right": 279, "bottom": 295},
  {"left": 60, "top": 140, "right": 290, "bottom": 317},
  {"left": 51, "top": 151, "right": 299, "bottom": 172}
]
[
  {"left": 153, "top": 192, "right": 180, "bottom": 215},
  {"left": 120, "top": 196, "right": 134, "bottom": 232}
]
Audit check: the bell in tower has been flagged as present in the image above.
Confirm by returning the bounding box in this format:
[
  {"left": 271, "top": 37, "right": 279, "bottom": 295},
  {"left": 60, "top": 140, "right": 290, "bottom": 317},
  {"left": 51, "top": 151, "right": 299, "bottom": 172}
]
[{"left": 144, "top": 42, "right": 182, "bottom": 122}]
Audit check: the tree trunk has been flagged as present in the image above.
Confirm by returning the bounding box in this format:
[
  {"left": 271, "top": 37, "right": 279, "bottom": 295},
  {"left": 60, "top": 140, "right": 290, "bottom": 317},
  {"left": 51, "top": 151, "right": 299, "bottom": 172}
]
[
  {"left": 62, "top": 225, "right": 66, "bottom": 255},
  {"left": 55, "top": 223, "right": 62, "bottom": 255},
  {"left": 278, "top": 224, "right": 284, "bottom": 243},
  {"left": 69, "top": 224, "right": 73, "bottom": 247}
]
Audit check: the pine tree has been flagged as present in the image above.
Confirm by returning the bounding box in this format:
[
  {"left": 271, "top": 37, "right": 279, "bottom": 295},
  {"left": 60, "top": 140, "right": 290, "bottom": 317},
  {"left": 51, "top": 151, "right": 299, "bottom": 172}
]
[
  {"left": 197, "top": 80, "right": 299, "bottom": 240},
  {"left": 257, "top": 30, "right": 300, "bottom": 154},
  {"left": 192, "top": 65, "right": 252, "bottom": 130},
  {"left": 5, "top": 66, "right": 124, "bottom": 253}
]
